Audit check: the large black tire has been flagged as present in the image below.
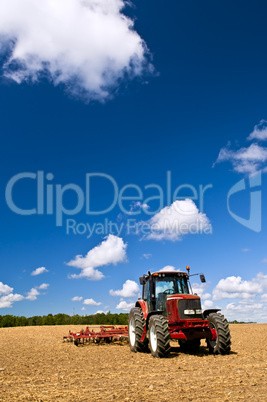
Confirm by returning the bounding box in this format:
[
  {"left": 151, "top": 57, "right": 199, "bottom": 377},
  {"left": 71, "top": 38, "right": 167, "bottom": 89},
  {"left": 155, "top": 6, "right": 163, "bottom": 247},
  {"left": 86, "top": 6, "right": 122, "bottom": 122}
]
[
  {"left": 128, "top": 307, "right": 148, "bottom": 353},
  {"left": 206, "top": 313, "right": 231, "bottom": 354},
  {"left": 179, "top": 339, "right": 200, "bottom": 353},
  {"left": 148, "top": 315, "right": 171, "bottom": 358}
]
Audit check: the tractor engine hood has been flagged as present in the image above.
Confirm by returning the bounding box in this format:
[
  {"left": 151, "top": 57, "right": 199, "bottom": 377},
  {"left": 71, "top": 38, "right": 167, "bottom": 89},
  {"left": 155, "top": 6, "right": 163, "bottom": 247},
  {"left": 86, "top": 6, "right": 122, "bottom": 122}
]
[{"left": 166, "top": 294, "right": 203, "bottom": 322}]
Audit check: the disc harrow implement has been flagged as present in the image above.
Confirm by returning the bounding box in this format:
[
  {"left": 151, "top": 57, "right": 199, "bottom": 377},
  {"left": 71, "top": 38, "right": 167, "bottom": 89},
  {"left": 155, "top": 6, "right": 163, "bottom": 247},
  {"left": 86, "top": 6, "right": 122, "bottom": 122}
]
[{"left": 63, "top": 325, "right": 128, "bottom": 345}]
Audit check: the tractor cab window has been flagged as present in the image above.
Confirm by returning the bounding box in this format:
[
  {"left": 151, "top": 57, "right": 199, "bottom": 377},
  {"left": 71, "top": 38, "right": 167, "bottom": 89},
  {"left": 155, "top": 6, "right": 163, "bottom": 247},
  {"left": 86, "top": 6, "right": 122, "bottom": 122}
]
[
  {"left": 143, "top": 280, "right": 150, "bottom": 305},
  {"left": 155, "top": 275, "right": 190, "bottom": 312},
  {"left": 155, "top": 277, "right": 176, "bottom": 297},
  {"left": 155, "top": 276, "right": 176, "bottom": 312},
  {"left": 177, "top": 277, "right": 189, "bottom": 294}
]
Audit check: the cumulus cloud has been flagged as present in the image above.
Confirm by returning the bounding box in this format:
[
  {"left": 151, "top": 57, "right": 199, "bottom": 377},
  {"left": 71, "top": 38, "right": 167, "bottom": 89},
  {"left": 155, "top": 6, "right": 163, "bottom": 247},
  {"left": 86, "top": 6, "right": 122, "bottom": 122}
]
[
  {"left": 110, "top": 280, "right": 139, "bottom": 297},
  {"left": 116, "top": 300, "right": 135, "bottom": 311},
  {"left": 26, "top": 288, "right": 40, "bottom": 301},
  {"left": 159, "top": 266, "right": 179, "bottom": 272},
  {"left": 213, "top": 273, "right": 267, "bottom": 300},
  {"left": 214, "top": 143, "right": 267, "bottom": 174},
  {"left": 0, "top": 281, "right": 13, "bottom": 295},
  {"left": 191, "top": 282, "right": 211, "bottom": 302},
  {"left": 214, "top": 120, "right": 267, "bottom": 174},
  {"left": 247, "top": 120, "right": 267, "bottom": 141},
  {"left": 129, "top": 201, "right": 150, "bottom": 215},
  {"left": 223, "top": 299, "right": 267, "bottom": 322},
  {"left": 0, "top": 281, "right": 24, "bottom": 308},
  {"left": 37, "top": 283, "right": 50, "bottom": 290},
  {"left": 83, "top": 298, "right": 102, "bottom": 306},
  {"left": 202, "top": 299, "right": 214, "bottom": 309},
  {"left": 67, "top": 234, "right": 127, "bottom": 280},
  {"left": 138, "top": 199, "right": 211, "bottom": 241},
  {"left": 94, "top": 310, "right": 109, "bottom": 314},
  {"left": 71, "top": 296, "right": 83, "bottom": 301},
  {"left": 0, "top": 293, "right": 24, "bottom": 308},
  {"left": 0, "top": 0, "right": 151, "bottom": 102},
  {"left": 31, "top": 267, "right": 48, "bottom": 276}
]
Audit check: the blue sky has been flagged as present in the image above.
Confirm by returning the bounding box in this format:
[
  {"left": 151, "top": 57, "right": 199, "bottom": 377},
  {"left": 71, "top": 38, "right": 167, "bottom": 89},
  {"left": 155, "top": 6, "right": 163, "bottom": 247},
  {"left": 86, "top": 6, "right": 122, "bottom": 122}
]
[{"left": 0, "top": 0, "right": 267, "bottom": 321}]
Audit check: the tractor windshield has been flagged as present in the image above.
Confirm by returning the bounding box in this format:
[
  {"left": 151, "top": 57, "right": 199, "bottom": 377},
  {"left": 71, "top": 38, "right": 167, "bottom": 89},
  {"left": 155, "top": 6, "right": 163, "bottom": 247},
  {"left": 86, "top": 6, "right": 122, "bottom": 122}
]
[
  {"left": 154, "top": 274, "right": 190, "bottom": 313},
  {"left": 155, "top": 275, "right": 189, "bottom": 296}
]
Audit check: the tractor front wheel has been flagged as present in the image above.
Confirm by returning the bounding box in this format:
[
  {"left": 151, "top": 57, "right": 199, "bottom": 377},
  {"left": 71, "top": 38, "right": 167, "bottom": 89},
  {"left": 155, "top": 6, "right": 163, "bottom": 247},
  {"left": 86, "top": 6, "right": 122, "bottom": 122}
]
[
  {"left": 149, "top": 315, "right": 171, "bottom": 358},
  {"left": 206, "top": 313, "right": 231, "bottom": 354},
  {"left": 128, "top": 307, "right": 148, "bottom": 353}
]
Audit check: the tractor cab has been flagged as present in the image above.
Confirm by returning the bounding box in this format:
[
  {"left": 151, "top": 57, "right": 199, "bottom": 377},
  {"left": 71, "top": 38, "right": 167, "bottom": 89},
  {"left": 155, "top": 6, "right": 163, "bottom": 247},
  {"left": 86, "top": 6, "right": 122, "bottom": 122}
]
[{"left": 140, "top": 270, "right": 191, "bottom": 315}]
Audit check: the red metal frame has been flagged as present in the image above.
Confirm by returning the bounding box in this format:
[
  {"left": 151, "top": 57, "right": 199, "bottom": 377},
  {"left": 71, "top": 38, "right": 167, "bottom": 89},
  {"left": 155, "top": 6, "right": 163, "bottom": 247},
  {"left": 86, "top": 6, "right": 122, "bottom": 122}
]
[{"left": 64, "top": 325, "right": 128, "bottom": 345}]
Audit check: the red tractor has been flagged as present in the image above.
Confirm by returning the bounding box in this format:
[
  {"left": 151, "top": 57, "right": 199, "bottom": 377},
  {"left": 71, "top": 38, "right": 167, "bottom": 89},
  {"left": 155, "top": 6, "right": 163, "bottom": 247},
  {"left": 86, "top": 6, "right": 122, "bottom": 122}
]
[{"left": 129, "top": 267, "right": 231, "bottom": 358}]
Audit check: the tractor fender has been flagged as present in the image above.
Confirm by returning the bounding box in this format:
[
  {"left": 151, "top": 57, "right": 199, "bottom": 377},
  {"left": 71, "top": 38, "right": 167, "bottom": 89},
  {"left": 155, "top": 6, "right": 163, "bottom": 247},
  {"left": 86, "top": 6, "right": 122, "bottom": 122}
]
[
  {"left": 135, "top": 300, "right": 148, "bottom": 320},
  {"left": 203, "top": 308, "right": 221, "bottom": 318}
]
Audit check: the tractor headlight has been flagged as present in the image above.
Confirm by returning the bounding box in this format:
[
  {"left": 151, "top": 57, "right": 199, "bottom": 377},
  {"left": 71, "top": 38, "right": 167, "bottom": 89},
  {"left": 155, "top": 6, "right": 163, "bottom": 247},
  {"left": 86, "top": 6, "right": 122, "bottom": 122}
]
[
  {"left": 195, "top": 309, "right": 202, "bottom": 314},
  {"left": 184, "top": 309, "right": 195, "bottom": 315}
]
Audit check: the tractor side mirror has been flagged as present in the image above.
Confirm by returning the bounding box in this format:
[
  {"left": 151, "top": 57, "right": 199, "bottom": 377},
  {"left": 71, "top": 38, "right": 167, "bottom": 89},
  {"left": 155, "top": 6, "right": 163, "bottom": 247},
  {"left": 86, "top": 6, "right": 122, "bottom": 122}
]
[
  {"left": 200, "top": 274, "right": 206, "bottom": 283},
  {"left": 139, "top": 276, "right": 146, "bottom": 285}
]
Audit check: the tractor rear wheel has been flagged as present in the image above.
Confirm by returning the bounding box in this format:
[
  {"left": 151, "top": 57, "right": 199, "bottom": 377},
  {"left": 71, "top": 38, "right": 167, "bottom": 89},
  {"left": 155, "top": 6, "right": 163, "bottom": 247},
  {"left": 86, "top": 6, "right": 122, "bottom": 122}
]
[
  {"left": 206, "top": 313, "right": 231, "bottom": 354},
  {"left": 128, "top": 307, "right": 148, "bottom": 353},
  {"left": 148, "top": 315, "right": 171, "bottom": 358},
  {"left": 179, "top": 339, "right": 200, "bottom": 353}
]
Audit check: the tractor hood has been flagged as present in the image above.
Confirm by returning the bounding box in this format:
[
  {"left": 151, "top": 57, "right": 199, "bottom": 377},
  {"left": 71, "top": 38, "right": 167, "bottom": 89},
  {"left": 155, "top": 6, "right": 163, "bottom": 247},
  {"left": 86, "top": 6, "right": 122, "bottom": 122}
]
[{"left": 167, "top": 294, "right": 203, "bottom": 322}]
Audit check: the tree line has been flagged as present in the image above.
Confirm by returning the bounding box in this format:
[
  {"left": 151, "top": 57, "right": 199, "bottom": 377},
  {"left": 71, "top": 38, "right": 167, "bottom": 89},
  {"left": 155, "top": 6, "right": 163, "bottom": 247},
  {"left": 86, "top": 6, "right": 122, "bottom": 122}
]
[{"left": 0, "top": 312, "right": 129, "bottom": 328}]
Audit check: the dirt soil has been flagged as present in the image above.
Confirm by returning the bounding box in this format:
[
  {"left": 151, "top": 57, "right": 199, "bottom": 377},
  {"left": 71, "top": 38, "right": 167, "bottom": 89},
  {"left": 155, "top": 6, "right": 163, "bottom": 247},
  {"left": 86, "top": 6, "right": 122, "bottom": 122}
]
[{"left": 0, "top": 324, "right": 266, "bottom": 401}]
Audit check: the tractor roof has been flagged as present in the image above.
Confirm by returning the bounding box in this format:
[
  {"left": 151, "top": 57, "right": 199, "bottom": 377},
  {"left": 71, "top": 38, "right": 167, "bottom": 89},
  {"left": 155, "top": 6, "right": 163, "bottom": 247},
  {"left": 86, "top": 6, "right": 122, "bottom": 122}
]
[{"left": 152, "top": 271, "right": 188, "bottom": 276}]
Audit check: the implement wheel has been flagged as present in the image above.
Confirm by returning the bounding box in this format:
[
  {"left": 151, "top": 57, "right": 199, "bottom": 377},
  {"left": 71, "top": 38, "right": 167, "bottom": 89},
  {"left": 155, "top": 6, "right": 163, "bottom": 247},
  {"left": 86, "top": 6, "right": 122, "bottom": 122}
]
[
  {"left": 149, "top": 315, "right": 171, "bottom": 358},
  {"left": 128, "top": 307, "right": 148, "bottom": 353},
  {"left": 206, "top": 313, "right": 231, "bottom": 354}
]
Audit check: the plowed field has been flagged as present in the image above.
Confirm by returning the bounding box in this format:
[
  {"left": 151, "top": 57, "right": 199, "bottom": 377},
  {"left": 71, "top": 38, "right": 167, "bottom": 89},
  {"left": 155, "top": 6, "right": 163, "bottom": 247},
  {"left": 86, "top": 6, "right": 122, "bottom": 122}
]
[{"left": 0, "top": 324, "right": 266, "bottom": 401}]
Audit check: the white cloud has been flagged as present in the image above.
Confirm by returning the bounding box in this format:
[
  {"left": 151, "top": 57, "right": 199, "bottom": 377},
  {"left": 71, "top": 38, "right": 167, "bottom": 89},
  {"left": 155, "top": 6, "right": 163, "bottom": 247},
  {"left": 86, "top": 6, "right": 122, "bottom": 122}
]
[
  {"left": 191, "top": 282, "right": 208, "bottom": 298},
  {"left": 242, "top": 248, "right": 250, "bottom": 252},
  {"left": 116, "top": 300, "right": 135, "bottom": 311},
  {"left": 83, "top": 298, "right": 102, "bottom": 306},
  {"left": 26, "top": 288, "right": 40, "bottom": 301},
  {"left": 202, "top": 299, "right": 214, "bottom": 309},
  {"left": 214, "top": 143, "right": 267, "bottom": 174},
  {"left": 223, "top": 299, "right": 267, "bottom": 322},
  {"left": 0, "top": 293, "right": 24, "bottom": 308},
  {"left": 0, "top": 0, "right": 151, "bottom": 102},
  {"left": 261, "top": 258, "right": 267, "bottom": 263},
  {"left": 129, "top": 201, "right": 150, "bottom": 215},
  {"left": 138, "top": 200, "right": 211, "bottom": 241},
  {"left": 159, "top": 266, "right": 179, "bottom": 272},
  {"left": 110, "top": 280, "right": 139, "bottom": 297},
  {"left": 0, "top": 281, "right": 13, "bottom": 295},
  {"left": 81, "top": 307, "right": 86, "bottom": 311},
  {"left": 94, "top": 310, "right": 108, "bottom": 314},
  {"left": 247, "top": 120, "right": 267, "bottom": 141},
  {"left": 202, "top": 293, "right": 212, "bottom": 300},
  {"left": 31, "top": 267, "right": 48, "bottom": 276},
  {"left": 67, "top": 234, "right": 127, "bottom": 280},
  {"left": 213, "top": 273, "right": 267, "bottom": 300},
  {"left": 0, "top": 281, "right": 24, "bottom": 308},
  {"left": 38, "top": 283, "right": 50, "bottom": 290},
  {"left": 71, "top": 296, "right": 83, "bottom": 301},
  {"left": 68, "top": 266, "right": 105, "bottom": 281}
]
